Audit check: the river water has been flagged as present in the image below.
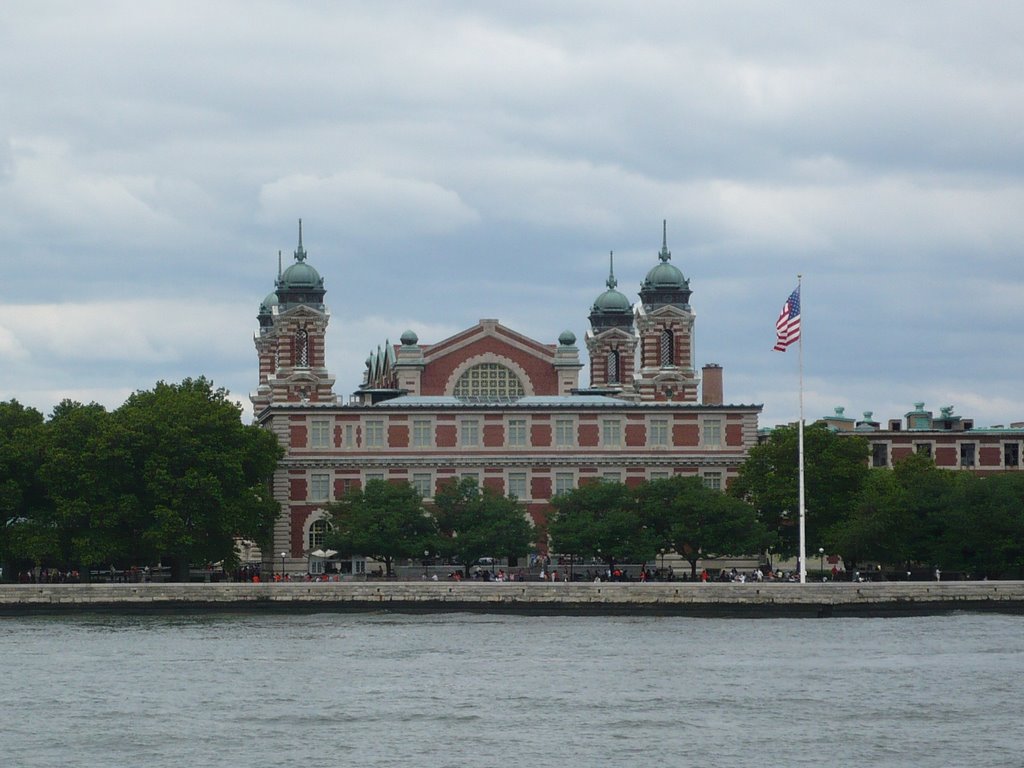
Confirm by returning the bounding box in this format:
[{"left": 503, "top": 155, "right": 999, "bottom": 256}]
[{"left": 2, "top": 611, "right": 1021, "bottom": 767}]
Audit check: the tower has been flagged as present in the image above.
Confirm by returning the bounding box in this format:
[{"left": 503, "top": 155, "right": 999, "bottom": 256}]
[
  {"left": 585, "top": 251, "right": 638, "bottom": 397},
  {"left": 252, "top": 220, "right": 336, "bottom": 412},
  {"left": 634, "top": 221, "right": 699, "bottom": 401}
]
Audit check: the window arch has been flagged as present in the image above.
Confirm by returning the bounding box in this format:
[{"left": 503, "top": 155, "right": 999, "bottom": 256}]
[
  {"left": 453, "top": 363, "right": 525, "bottom": 399},
  {"left": 659, "top": 329, "right": 674, "bottom": 366},
  {"left": 308, "top": 518, "right": 331, "bottom": 550}
]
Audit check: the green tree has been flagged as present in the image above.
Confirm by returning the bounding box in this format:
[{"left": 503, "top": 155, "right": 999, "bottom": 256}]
[
  {"left": 433, "top": 477, "right": 534, "bottom": 575},
  {"left": 831, "top": 453, "right": 956, "bottom": 570},
  {"left": 549, "top": 481, "right": 656, "bottom": 568},
  {"left": 640, "top": 476, "right": 771, "bottom": 578},
  {"left": 0, "top": 400, "right": 49, "bottom": 576},
  {"left": 935, "top": 473, "right": 1024, "bottom": 579},
  {"left": 729, "top": 423, "right": 870, "bottom": 559},
  {"left": 325, "top": 479, "right": 438, "bottom": 576}
]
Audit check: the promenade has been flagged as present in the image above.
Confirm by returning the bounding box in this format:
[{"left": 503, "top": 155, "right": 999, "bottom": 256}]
[{"left": 2, "top": 580, "right": 1024, "bottom": 617}]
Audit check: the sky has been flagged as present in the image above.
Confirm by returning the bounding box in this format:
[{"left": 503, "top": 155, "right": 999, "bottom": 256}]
[{"left": 2, "top": 1, "right": 1023, "bottom": 428}]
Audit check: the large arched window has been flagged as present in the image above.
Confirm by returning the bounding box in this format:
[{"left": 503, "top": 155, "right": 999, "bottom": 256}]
[
  {"left": 453, "top": 363, "right": 525, "bottom": 399},
  {"left": 295, "top": 329, "right": 309, "bottom": 367},
  {"left": 659, "top": 329, "right": 674, "bottom": 367},
  {"left": 607, "top": 351, "right": 620, "bottom": 384},
  {"left": 308, "top": 518, "right": 331, "bottom": 550}
]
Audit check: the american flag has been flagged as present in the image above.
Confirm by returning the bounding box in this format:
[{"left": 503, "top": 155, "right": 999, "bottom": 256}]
[{"left": 773, "top": 287, "right": 801, "bottom": 351}]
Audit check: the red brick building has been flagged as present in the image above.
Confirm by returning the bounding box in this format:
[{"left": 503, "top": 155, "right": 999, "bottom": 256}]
[
  {"left": 253, "top": 222, "right": 762, "bottom": 572},
  {"left": 818, "top": 404, "right": 1024, "bottom": 472}
]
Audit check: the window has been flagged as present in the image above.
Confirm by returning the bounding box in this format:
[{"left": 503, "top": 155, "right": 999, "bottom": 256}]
[
  {"left": 871, "top": 443, "right": 889, "bottom": 468},
  {"left": 460, "top": 472, "right": 480, "bottom": 486},
  {"left": 649, "top": 470, "right": 671, "bottom": 480},
  {"left": 602, "top": 419, "right": 621, "bottom": 447},
  {"left": 364, "top": 419, "right": 385, "bottom": 448},
  {"left": 295, "top": 329, "right": 309, "bottom": 367},
  {"left": 960, "top": 443, "right": 976, "bottom": 468},
  {"left": 702, "top": 471, "right": 722, "bottom": 491},
  {"left": 602, "top": 471, "right": 622, "bottom": 483},
  {"left": 311, "top": 419, "right": 330, "bottom": 448},
  {"left": 554, "top": 472, "right": 575, "bottom": 496},
  {"left": 649, "top": 419, "right": 668, "bottom": 447},
  {"left": 703, "top": 418, "right": 722, "bottom": 448},
  {"left": 507, "top": 418, "right": 527, "bottom": 447},
  {"left": 916, "top": 443, "right": 932, "bottom": 458},
  {"left": 365, "top": 472, "right": 385, "bottom": 483},
  {"left": 310, "top": 473, "right": 330, "bottom": 501},
  {"left": 453, "top": 362, "right": 525, "bottom": 399},
  {"left": 308, "top": 519, "right": 331, "bottom": 550},
  {"left": 507, "top": 472, "right": 527, "bottom": 499},
  {"left": 461, "top": 419, "right": 480, "bottom": 447},
  {"left": 555, "top": 418, "right": 575, "bottom": 447},
  {"left": 1005, "top": 443, "right": 1021, "bottom": 468},
  {"left": 412, "top": 419, "right": 432, "bottom": 448},
  {"left": 345, "top": 424, "right": 354, "bottom": 446},
  {"left": 660, "top": 329, "right": 674, "bottom": 366},
  {"left": 607, "top": 351, "right": 620, "bottom": 384},
  {"left": 412, "top": 473, "right": 432, "bottom": 497}
]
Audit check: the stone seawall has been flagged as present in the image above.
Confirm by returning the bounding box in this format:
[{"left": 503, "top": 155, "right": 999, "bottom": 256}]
[{"left": 3, "top": 581, "right": 1024, "bottom": 617}]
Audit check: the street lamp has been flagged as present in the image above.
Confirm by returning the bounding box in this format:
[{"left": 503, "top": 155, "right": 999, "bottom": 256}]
[
  {"left": 280, "top": 551, "right": 286, "bottom": 579},
  {"left": 423, "top": 549, "right": 429, "bottom": 579},
  {"left": 818, "top": 547, "right": 825, "bottom": 579},
  {"left": 659, "top": 548, "right": 666, "bottom": 578}
]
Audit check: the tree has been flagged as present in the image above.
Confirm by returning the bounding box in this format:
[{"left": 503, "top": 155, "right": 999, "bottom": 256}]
[
  {"left": 729, "top": 423, "right": 870, "bottom": 559},
  {"left": 640, "top": 476, "right": 771, "bottom": 578},
  {"left": 830, "top": 453, "right": 956, "bottom": 570},
  {"left": 934, "top": 473, "right": 1024, "bottom": 579},
  {"left": 549, "top": 481, "right": 656, "bottom": 568},
  {"left": 325, "top": 479, "right": 438, "bottom": 576},
  {"left": 433, "top": 477, "right": 534, "bottom": 574},
  {"left": 0, "top": 400, "right": 49, "bottom": 575}
]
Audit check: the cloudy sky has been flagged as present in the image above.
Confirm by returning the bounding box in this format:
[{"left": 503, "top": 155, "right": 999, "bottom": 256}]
[{"left": 2, "top": 1, "right": 1022, "bottom": 428}]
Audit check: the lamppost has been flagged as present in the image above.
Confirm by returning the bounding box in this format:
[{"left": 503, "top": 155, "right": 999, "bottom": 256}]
[
  {"left": 280, "top": 551, "right": 286, "bottom": 579},
  {"left": 818, "top": 547, "right": 825, "bottom": 579},
  {"left": 423, "top": 549, "right": 429, "bottom": 579},
  {"left": 659, "top": 548, "right": 666, "bottom": 578}
]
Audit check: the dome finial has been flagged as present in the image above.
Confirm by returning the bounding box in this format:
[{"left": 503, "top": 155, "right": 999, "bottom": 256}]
[
  {"left": 607, "top": 250, "right": 618, "bottom": 289},
  {"left": 294, "top": 218, "right": 307, "bottom": 262},
  {"left": 277, "top": 250, "right": 282, "bottom": 280},
  {"left": 659, "top": 219, "right": 671, "bottom": 262}
]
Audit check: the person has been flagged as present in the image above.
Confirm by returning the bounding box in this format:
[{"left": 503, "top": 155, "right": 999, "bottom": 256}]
[
  {"left": 699, "top": 568, "right": 709, "bottom": 583},
  {"left": 934, "top": 567, "right": 941, "bottom": 582}
]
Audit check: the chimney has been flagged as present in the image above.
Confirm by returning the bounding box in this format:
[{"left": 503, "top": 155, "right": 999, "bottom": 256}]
[{"left": 702, "top": 364, "right": 723, "bottom": 405}]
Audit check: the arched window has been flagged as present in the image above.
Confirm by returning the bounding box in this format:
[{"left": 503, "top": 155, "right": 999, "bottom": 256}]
[
  {"left": 295, "top": 329, "right": 309, "bottom": 367},
  {"left": 308, "top": 518, "right": 331, "bottom": 550},
  {"left": 607, "top": 351, "right": 619, "bottom": 384},
  {"left": 453, "top": 363, "right": 525, "bottom": 399},
  {"left": 660, "top": 329, "right": 674, "bottom": 367}
]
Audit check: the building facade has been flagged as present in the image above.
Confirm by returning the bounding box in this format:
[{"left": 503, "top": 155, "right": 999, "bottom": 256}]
[
  {"left": 253, "top": 222, "right": 762, "bottom": 572},
  {"left": 819, "top": 404, "right": 1024, "bottom": 473}
]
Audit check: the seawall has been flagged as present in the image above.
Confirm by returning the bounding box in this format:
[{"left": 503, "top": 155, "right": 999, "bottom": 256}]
[{"left": 3, "top": 581, "right": 1024, "bottom": 618}]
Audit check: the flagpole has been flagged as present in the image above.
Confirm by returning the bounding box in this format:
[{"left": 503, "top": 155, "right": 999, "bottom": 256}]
[{"left": 797, "top": 274, "right": 806, "bottom": 584}]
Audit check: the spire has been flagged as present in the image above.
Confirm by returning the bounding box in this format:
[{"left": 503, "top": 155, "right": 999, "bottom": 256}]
[
  {"left": 294, "top": 218, "right": 307, "bottom": 262},
  {"left": 606, "top": 250, "right": 617, "bottom": 289},
  {"left": 277, "top": 250, "right": 282, "bottom": 280},
  {"left": 659, "top": 219, "right": 671, "bottom": 262}
]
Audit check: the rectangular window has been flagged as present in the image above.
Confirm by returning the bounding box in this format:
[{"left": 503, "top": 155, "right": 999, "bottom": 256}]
[
  {"left": 703, "top": 418, "right": 722, "bottom": 448},
  {"left": 310, "top": 419, "right": 330, "bottom": 448},
  {"left": 602, "top": 471, "right": 622, "bottom": 483},
  {"left": 554, "top": 472, "right": 575, "bottom": 496},
  {"left": 915, "top": 443, "right": 932, "bottom": 458},
  {"left": 649, "top": 419, "right": 668, "bottom": 446},
  {"left": 507, "top": 472, "right": 528, "bottom": 499},
  {"left": 365, "top": 472, "right": 385, "bottom": 483},
  {"left": 702, "top": 471, "right": 722, "bottom": 491},
  {"left": 871, "top": 443, "right": 888, "bottom": 468},
  {"left": 461, "top": 419, "right": 479, "bottom": 447},
  {"left": 460, "top": 472, "right": 480, "bottom": 484},
  {"left": 602, "top": 419, "right": 621, "bottom": 447},
  {"left": 412, "top": 419, "right": 432, "bottom": 448},
  {"left": 960, "top": 443, "right": 976, "bottom": 468},
  {"left": 345, "top": 424, "right": 354, "bottom": 447},
  {"left": 310, "top": 473, "right": 330, "bottom": 501},
  {"left": 1005, "top": 443, "right": 1021, "bottom": 468},
  {"left": 507, "top": 418, "right": 527, "bottom": 447},
  {"left": 364, "top": 419, "right": 385, "bottom": 448},
  {"left": 555, "top": 418, "right": 575, "bottom": 447},
  {"left": 412, "top": 472, "right": 432, "bottom": 497},
  {"left": 649, "top": 470, "right": 671, "bottom": 480}
]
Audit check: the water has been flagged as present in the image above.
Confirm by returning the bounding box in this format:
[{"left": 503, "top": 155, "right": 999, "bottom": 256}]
[{"left": 2, "top": 612, "right": 1022, "bottom": 767}]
